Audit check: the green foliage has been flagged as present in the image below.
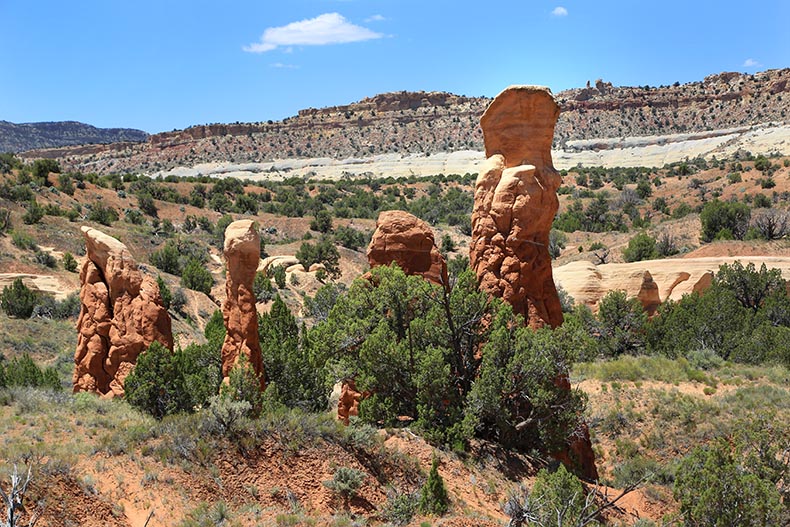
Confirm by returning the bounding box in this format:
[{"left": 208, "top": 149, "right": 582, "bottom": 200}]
[
  {"left": 22, "top": 199, "right": 45, "bottom": 224},
  {"left": 86, "top": 204, "right": 119, "bottom": 226},
  {"left": 180, "top": 258, "right": 213, "bottom": 294},
  {"left": 635, "top": 178, "right": 652, "bottom": 199},
  {"left": 700, "top": 200, "right": 751, "bottom": 242},
  {"left": 323, "top": 467, "right": 365, "bottom": 507},
  {"left": 125, "top": 342, "right": 185, "bottom": 419},
  {"left": 62, "top": 252, "right": 78, "bottom": 272},
  {"left": 31, "top": 159, "right": 60, "bottom": 182},
  {"left": 530, "top": 464, "right": 586, "bottom": 527},
  {"left": 137, "top": 193, "right": 158, "bottom": 217},
  {"left": 623, "top": 232, "right": 658, "bottom": 262},
  {"left": 596, "top": 290, "right": 648, "bottom": 357},
  {"left": 0, "top": 353, "right": 61, "bottom": 390},
  {"left": 715, "top": 261, "right": 785, "bottom": 313},
  {"left": 271, "top": 264, "right": 287, "bottom": 289},
  {"left": 215, "top": 214, "right": 234, "bottom": 249},
  {"left": 221, "top": 354, "right": 263, "bottom": 418},
  {"left": 418, "top": 456, "right": 449, "bottom": 515},
  {"left": 125, "top": 340, "right": 221, "bottom": 419},
  {"left": 674, "top": 440, "right": 782, "bottom": 527},
  {"left": 57, "top": 173, "right": 75, "bottom": 195},
  {"left": 253, "top": 271, "right": 275, "bottom": 302},
  {"left": 333, "top": 225, "right": 367, "bottom": 251},
  {"left": 380, "top": 490, "right": 418, "bottom": 526},
  {"left": 259, "top": 296, "right": 327, "bottom": 412},
  {"left": 310, "top": 209, "right": 333, "bottom": 233},
  {"left": 1, "top": 278, "right": 38, "bottom": 318},
  {"left": 150, "top": 241, "right": 181, "bottom": 274},
  {"left": 549, "top": 229, "right": 567, "bottom": 259},
  {"left": 0, "top": 153, "right": 22, "bottom": 174},
  {"left": 296, "top": 236, "right": 341, "bottom": 279},
  {"left": 304, "top": 283, "right": 345, "bottom": 323},
  {"left": 157, "top": 276, "right": 172, "bottom": 309},
  {"left": 11, "top": 231, "right": 37, "bottom": 250}
]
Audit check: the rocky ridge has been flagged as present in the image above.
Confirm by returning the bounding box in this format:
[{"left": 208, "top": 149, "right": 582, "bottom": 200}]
[
  {"left": 20, "top": 69, "right": 789, "bottom": 175},
  {"left": 0, "top": 120, "right": 147, "bottom": 154}
]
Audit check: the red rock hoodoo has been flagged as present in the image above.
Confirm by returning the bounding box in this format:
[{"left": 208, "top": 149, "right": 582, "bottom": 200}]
[
  {"left": 470, "top": 86, "right": 564, "bottom": 329},
  {"left": 73, "top": 226, "right": 173, "bottom": 397},
  {"left": 221, "top": 220, "right": 265, "bottom": 389},
  {"left": 471, "top": 86, "right": 597, "bottom": 480},
  {"left": 367, "top": 210, "right": 448, "bottom": 286}
]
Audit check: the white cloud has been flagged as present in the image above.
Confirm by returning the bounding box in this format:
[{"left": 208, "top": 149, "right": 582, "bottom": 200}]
[
  {"left": 271, "top": 62, "right": 299, "bottom": 69},
  {"left": 743, "top": 58, "right": 760, "bottom": 68},
  {"left": 551, "top": 6, "right": 568, "bottom": 16},
  {"left": 243, "top": 13, "right": 383, "bottom": 53},
  {"left": 365, "top": 14, "right": 386, "bottom": 22}
]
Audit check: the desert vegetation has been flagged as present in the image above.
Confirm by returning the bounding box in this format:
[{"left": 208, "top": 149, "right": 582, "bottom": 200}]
[{"left": 1, "top": 149, "right": 790, "bottom": 525}]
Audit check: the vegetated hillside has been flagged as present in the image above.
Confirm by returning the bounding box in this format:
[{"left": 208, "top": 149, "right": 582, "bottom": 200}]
[
  {"left": 2, "top": 152, "right": 790, "bottom": 525},
  {"left": 0, "top": 120, "right": 148, "bottom": 154},
  {"left": 20, "top": 68, "right": 790, "bottom": 175}
]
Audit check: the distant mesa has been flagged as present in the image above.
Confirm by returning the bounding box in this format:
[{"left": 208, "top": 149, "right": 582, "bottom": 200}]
[{"left": 0, "top": 120, "right": 147, "bottom": 153}]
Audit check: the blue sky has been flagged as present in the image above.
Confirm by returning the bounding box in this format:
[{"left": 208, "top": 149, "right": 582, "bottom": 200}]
[{"left": 1, "top": 1, "right": 788, "bottom": 133}]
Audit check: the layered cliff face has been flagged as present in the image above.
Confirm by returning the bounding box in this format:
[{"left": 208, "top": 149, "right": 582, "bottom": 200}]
[
  {"left": 73, "top": 227, "right": 172, "bottom": 397},
  {"left": 367, "top": 210, "right": 448, "bottom": 287},
  {"left": 21, "top": 69, "right": 790, "bottom": 175},
  {"left": 221, "top": 220, "right": 265, "bottom": 389},
  {"left": 470, "top": 86, "right": 564, "bottom": 329}
]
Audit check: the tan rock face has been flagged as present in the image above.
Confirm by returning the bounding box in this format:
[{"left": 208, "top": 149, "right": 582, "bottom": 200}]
[
  {"left": 471, "top": 86, "right": 563, "bottom": 328},
  {"left": 73, "top": 227, "right": 173, "bottom": 397},
  {"left": 221, "top": 220, "right": 265, "bottom": 389},
  {"left": 553, "top": 256, "right": 790, "bottom": 314},
  {"left": 367, "top": 210, "right": 448, "bottom": 286}
]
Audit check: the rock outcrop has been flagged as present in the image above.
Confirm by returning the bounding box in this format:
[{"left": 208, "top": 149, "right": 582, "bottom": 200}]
[
  {"left": 553, "top": 256, "right": 790, "bottom": 314},
  {"left": 471, "top": 86, "right": 564, "bottom": 328},
  {"left": 367, "top": 210, "right": 448, "bottom": 287},
  {"left": 337, "top": 379, "right": 369, "bottom": 425},
  {"left": 221, "top": 220, "right": 265, "bottom": 389},
  {"left": 73, "top": 227, "right": 173, "bottom": 397}
]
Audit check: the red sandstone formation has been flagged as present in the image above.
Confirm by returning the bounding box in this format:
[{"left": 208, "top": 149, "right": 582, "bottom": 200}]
[
  {"left": 470, "top": 86, "right": 564, "bottom": 328},
  {"left": 73, "top": 227, "right": 173, "bottom": 397},
  {"left": 221, "top": 220, "right": 265, "bottom": 389},
  {"left": 337, "top": 379, "right": 370, "bottom": 425},
  {"left": 367, "top": 210, "right": 448, "bottom": 287}
]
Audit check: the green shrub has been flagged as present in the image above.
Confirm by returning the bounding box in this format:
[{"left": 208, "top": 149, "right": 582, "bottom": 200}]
[
  {"left": 31, "top": 159, "right": 60, "bottom": 182},
  {"left": 700, "top": 200, "right": 750, "bottom": 242},
  {"left": 380, "top": 489, "right": 418, "bottom": 526},
  {"left": 0, "top": 353, "right": 61, "bottom": 390},
  {"left": 253, "top": 271, "right": 275, "bottom": 302},
  {"left": 86, "top": 204, "right": 119, "bottom": 226},
  {"left": 124, "top": 342, "right": 185, "bottom": 419},
  {"left": 504, "top": 464, "right": 585, "bottom": 527},
  {"left": 62, "top": 252, "right": 78, "bottom": 272},
  {"left": 418, "top": 456, "right": 448, "bottom": 515},
  {"left": 221, "top": 354, "right": 263, "bottom": 418},
  {"left": 22, "top": 199, "right": 45, "bottom": 224},
  {"left": 157, "top": 276, "right": 172, "bottom": 309},
  {"left": 623, "top": 232, "right": 658, "bottom": 262},
  {"left": 181, "top": 259, "right": 213, "bottom": 294},
  {"left": 674, "top": 440, "right": 782, "bottom": 527},
  {"left": 323, "top": 467, "right": 366, "bottom": 509},
  {"left": 296, "top": 236, "right": 340, "bottom": 279},
  {"left": 1, "top": 278, "right": 38, "bottom": 318}
]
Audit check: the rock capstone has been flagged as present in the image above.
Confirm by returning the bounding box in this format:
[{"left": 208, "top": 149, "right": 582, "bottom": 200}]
[
  {"left": 221, "top": 220, "right": 265, "bottom": 389},
  {"left": 471, "top": 86, "right": 564, "bottom": 328},
  {"left": 367, "top": 210, "right": 448, "bottom": 287},
  {"left": 73, "top": 227, "right": 173, "bottom": 397}
]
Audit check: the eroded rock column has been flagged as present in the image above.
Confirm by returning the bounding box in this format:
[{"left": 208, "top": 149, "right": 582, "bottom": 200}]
[
  {"left": 73, "top": 226, "right": 173, "bottom": 397},
  {"left": 471, "top": 86, "right": 563, "bottom": 328},
  {"left": 221, "top": 220, "right": 265, "bottom": 389},
  {"left": 367, "top": 210, "right": 448, "bottom": 287}
]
